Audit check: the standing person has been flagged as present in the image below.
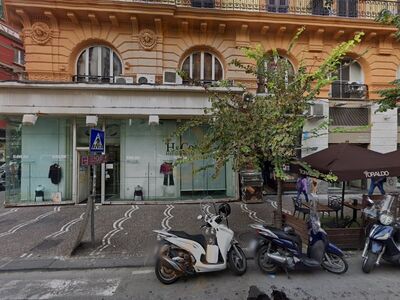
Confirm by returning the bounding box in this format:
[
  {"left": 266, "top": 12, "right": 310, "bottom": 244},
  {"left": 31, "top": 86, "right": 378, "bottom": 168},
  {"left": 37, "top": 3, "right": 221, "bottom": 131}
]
[
  {"left": 368, "top": 176, "right": 386, "bottom": 196},
  {"left": 311, "top": 177, "right": 319, "bottom": 195},
  {"left": 296, "top": 175, "right": 309, "bottom": 203}
]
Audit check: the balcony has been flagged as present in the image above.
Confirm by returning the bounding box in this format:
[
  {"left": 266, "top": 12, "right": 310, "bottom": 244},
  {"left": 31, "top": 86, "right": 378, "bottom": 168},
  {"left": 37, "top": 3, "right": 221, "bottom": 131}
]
[
  {"left": 72, "top": 74, "right": 235, "bottom": 87},
  {"left": 115, "top": 0, "right": 400, "bottom": 20},
  {"left": 330, "top": 81, "right": 368, "bottom": 100},
  {"left": 73, "top": 75, "right": 135, "bottom": 84}
]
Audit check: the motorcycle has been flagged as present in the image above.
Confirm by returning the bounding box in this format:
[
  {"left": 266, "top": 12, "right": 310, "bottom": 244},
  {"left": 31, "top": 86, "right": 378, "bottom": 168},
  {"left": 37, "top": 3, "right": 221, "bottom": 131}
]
[
  {"left": 153, "top": 202, "right": 247, "bottom": 284},
  {"left": 250, "top": 199, "right": 348, "bottom": 275},
  {"left": 361, "top": 194, "right": 400, "bottom": 273}
]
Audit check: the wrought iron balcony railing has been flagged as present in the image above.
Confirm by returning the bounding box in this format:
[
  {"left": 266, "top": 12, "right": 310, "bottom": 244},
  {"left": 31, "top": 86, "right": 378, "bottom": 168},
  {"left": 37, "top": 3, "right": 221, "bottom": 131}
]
[
  {"left": 72, "top": 75, "right": 235, "bottom": 87},
  {"left": 73, "top": 75, "right": 135, "bottom": 84},
  {"left": 116, "top": 0, "right": 400, "bottom": 20},
  {"left": 330, "top": 81, "right": 369, "bottom": 99}
]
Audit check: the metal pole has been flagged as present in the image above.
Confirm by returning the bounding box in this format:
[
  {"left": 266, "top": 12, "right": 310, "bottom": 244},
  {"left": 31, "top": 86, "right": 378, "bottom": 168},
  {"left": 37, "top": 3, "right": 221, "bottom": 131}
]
[
  {"left": 91, "top": 163, "right": 96, "bottom": 246},
  {"left": 340, "top": 181, "right": 345, "bottom": 219}
]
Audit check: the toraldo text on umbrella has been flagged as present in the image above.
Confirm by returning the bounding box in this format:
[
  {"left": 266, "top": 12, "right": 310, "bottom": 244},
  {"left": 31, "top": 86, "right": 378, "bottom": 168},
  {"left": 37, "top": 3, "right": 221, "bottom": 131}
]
[{"left": 363, "top": 171, "right": 390, "bottom": 178}]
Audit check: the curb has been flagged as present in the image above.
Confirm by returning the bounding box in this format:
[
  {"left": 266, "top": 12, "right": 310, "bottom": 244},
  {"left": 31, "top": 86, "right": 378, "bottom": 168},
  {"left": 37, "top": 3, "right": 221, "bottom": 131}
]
[
  {"left": 0, "top": 257, "right": 154, "bottom": 273},
  {"left": 0, "top": 250, "right": 359, "bottom": 273}
]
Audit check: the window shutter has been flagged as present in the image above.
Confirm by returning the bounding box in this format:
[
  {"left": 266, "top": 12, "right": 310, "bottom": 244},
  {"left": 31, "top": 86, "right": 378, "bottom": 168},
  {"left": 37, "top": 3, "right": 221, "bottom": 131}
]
[
  {"left": 338, "top": 0, "right": 347, "bottom": 16},
  {"left": 267, "top": 0, "right": 277, "bottom": 12},
  {"left": 278, "top": 0, "right": 288, "bottom": 13},
  {"left": 348, "top": 0, "right": 358, "bottom": 17},
  {"left": 267, "top": 0, "right": 288, "bottom": 13},
  {"left": 338, "top": 0, "right": 358, "bottom": 17}
]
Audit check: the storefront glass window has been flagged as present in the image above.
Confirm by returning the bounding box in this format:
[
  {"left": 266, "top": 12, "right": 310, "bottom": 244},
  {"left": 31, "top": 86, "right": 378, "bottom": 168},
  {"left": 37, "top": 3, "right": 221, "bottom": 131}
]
[
  {"left": 3, "top": 117, "right": 73, "bottom": 204},
  {"left": 119, "top": 119, "right": 235, "bottom": 201}
]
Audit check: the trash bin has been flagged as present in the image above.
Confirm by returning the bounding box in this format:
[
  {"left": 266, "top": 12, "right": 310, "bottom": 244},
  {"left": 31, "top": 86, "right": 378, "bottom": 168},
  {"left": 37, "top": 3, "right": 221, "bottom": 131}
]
[{"left": 240, "top": 170, "right": 263, "bottom": 203}]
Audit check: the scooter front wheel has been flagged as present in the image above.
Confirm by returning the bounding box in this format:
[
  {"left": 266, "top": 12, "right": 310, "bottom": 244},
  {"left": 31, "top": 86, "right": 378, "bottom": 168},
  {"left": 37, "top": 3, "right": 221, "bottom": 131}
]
[
  {"left": 321, "top": 252, "right": 348, "bottom": 274},
  {"left": 228, "top": 245, "right": 247, "bottom": 276},
  {"left": 362, "top": 252, "right": 378, "bottom": 274},
  {"left": 256, "top": 244, "right": 278, "bottom": 274}
]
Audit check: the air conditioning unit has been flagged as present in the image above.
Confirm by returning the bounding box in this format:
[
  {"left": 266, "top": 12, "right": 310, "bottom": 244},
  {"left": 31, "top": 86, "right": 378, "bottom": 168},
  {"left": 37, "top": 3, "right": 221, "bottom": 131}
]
[
  {"left": 137, "top": 74, "right": 156, "bottom": 85},
  {"left": 163, "top": 71, "right": 183, "bottom": 85},
  {"left": 307, "top": 103, "right": 324, "bottom": 119},
  {"left": 114, "top": 76, "right": 134, "bottom": 84}
]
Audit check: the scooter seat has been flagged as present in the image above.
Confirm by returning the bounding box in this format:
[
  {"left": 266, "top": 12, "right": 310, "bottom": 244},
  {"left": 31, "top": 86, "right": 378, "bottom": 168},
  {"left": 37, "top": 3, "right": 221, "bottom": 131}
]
[
  {"left": 169, "top": 231, "right": 207, "bottom": 250},
  {"left": 263, "top": 226, "right": 302, "bottom": 248}
]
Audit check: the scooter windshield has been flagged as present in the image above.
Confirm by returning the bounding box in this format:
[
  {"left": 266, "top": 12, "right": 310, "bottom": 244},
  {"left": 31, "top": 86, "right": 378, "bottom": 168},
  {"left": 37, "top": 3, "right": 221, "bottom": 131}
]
[{"left": 363, "top": 194, "right": 399, "bottom": 221}]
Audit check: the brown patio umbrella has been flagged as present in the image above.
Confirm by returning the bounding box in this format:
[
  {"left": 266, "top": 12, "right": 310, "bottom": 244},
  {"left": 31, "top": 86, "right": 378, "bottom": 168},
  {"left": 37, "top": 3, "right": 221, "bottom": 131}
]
[
  {"left": 300, "top": 143, "right": 386, "bottom": 182},
  {"left": 291, "top": 143, "right": 387, "bottom": 219}
]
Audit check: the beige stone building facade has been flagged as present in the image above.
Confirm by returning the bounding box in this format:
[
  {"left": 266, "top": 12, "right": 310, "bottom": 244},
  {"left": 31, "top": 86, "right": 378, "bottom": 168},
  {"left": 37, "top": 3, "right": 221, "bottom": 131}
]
[{"left": 1, "top": 0, "right": 400, "bottom": 205}]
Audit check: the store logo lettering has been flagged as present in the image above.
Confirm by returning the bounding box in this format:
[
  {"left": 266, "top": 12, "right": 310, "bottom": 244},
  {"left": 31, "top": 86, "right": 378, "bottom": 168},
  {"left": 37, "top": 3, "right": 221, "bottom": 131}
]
[
  {"left": 363, "top": 170, "right": 390, "bottom": 178},
  {"left": 165, "top": 142, "right": 192, "bottom": 155}
]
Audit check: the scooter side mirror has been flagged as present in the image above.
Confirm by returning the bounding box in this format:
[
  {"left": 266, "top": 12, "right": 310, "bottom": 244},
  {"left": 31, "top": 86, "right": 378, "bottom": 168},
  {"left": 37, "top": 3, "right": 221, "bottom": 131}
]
[
  {"left": 197, "top": 215, "right": 203, "bottom": 220},
  {"left": 366, "top": 198, "right": 374, "bottom": 208}
]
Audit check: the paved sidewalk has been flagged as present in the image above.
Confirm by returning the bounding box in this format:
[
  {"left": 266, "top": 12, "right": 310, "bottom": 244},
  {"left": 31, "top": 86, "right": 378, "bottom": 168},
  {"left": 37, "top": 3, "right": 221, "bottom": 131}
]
[
  {"left": 0, "top": 200, "right": 275, "bottom": 272},
  {"left": 0, "top": 193, "right": 366, "bottom": 272}
]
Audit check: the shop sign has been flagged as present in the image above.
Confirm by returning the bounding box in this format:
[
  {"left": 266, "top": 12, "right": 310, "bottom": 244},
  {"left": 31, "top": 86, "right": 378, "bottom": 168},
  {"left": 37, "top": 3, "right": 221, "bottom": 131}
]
[
  {"left": 80, "top": 155, "right": 108, "bottom": 166},
  {"left": 165, "top": 142, "right": 192, "bottom": 156}
]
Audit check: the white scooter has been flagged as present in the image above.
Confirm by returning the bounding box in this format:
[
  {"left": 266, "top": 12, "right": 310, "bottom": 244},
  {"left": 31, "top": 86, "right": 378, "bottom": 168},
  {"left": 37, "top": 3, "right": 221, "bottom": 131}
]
[{"left": 153, "top": 203, "right": 247, "bottom": 284}]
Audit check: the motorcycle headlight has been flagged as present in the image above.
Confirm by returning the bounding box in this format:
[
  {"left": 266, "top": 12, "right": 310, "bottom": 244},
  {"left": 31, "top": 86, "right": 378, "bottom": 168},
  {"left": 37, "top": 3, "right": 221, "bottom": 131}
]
[{"left": 379, "top": 213, "right": 394, "bottom": 226}]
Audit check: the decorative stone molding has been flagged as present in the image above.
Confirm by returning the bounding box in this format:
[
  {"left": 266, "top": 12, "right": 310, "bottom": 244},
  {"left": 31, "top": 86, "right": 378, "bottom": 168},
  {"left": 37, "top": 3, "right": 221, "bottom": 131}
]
[
  {"left": 31, "top": 22, "right": 52, "bottom": 45},
  {"left": 29, "top": 72, "right": 54, "bottom": 81},
  {"left": 139, "top": 29, "right": 156, "bottom": 50}
]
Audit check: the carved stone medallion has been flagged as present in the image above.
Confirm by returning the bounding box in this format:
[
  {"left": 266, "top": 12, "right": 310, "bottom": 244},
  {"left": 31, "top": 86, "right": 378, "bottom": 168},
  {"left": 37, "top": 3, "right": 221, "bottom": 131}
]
[
  {"left": 31, "top": 22, "right": 52, "bottom": 45},
  {"left": 139, "top": 29, "right": 156, "bottom": 50}
]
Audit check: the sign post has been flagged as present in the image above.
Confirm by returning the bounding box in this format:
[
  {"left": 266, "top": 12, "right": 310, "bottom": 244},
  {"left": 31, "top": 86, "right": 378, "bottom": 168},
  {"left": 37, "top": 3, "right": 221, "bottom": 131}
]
[{"left": 89, "top": 129, "right": 105, "bottom": 246}]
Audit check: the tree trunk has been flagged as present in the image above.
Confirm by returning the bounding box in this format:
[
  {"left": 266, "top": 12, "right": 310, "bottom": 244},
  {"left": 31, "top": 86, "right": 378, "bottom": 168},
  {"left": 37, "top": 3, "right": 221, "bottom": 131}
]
[{"left": 275, "top": 179, "right": 283, "bottom": 228}]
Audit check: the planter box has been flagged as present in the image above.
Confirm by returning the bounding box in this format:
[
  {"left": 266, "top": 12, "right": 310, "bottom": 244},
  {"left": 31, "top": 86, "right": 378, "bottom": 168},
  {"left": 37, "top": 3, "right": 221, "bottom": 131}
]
[
  {"left": 324, "top": 227, "right": 364, "bottom": 249},
  {"left": 282, "top": 212, "right": 364, "bottom": 250}
]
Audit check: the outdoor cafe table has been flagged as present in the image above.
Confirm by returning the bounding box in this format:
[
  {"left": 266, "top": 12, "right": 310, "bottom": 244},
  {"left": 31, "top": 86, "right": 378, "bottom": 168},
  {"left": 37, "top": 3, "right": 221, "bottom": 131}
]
[
  {"left": 343, "top": 201, "right": 363, "bottom": 228},
  {"left": 303, "top": 202, "right": 336, "bottom": 224}
]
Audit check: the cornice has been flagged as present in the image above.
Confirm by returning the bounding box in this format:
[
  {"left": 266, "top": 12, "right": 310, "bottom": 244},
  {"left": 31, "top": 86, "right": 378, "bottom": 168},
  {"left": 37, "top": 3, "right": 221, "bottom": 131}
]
[{"left": 4, "top": 0, "right": 397, "bottom": 33}]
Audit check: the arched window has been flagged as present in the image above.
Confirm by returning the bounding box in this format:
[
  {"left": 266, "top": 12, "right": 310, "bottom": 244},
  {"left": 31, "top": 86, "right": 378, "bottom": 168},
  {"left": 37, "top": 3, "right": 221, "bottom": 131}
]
[
  {"left": 181, "top": 51, "right": 223, "bottom": 83},
  {"left": 332, "top": 57, "right": 366, "bottom": 99},
  {"left": 76, "top": 46, "right": 122, "bottom": 83},
  {"left": 266, "top": 55, "right": 295, "bottom": 82}
]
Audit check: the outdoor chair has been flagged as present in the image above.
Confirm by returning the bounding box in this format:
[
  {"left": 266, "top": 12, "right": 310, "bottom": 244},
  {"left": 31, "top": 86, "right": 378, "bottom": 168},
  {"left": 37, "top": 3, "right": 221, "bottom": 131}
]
[
  {"left": 292, "top": 197, "right": 310, "bottom": 220},
  {"left": 328, "top": 195, "right": 342, "bottom": 224}
]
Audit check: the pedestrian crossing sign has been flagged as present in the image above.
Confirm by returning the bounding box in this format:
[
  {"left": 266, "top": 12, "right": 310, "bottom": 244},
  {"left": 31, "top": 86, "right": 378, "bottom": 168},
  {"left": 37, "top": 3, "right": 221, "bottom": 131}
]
[{"left": 89, "top": 129, "right": 105, "bottom": 153}]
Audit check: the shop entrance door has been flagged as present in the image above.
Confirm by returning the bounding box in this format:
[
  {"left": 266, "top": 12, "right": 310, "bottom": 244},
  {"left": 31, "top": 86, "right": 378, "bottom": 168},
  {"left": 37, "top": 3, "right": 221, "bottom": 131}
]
[
  {"left": 76, "top": 149, "right": 90, "bottom": 203},
  {"left": 104, "top": 145, "right": 120, "bottom": 201}
]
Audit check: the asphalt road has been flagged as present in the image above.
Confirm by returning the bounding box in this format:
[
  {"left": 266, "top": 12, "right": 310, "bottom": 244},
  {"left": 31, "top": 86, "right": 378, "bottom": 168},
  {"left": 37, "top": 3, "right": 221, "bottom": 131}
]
[{"left": 0, "top": 256, "right": 398, "bottom": 300}]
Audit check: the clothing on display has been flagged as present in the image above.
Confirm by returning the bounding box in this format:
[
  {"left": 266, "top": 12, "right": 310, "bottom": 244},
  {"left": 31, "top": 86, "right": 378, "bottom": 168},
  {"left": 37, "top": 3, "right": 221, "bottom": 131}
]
[
  {"left": 160, "top": 162, "right": 174, "bottom": 186},
  {"left": 35, "top": 185, "right": 45, "bottom": 202},
  {"left": 134, "top": 185, "right": 144, "bottom": 201},
  {"left": 48, "top": 163, "right": 62, "bottom": 184}
]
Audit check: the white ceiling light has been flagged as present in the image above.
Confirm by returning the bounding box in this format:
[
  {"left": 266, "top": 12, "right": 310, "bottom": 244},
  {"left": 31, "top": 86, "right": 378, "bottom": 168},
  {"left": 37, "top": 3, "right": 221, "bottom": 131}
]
[
  {"left": 22, "top": 114, "right": 38, "bottom": 126},
  {"left": 149, "top": 115, "right": 159, "bottom": 126},
  {"left": 86, "top": 115, "right": 98, "bottom": 127}
]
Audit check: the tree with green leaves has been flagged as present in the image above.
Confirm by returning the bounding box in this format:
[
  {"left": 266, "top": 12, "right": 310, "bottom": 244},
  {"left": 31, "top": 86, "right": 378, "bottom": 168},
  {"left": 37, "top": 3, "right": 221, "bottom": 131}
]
[
  {"left": 174, "top": 29, "right": 363, "bottom": 227},
  {"left": 375, "top": 10, "right": 400, "bottom": 112}
]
